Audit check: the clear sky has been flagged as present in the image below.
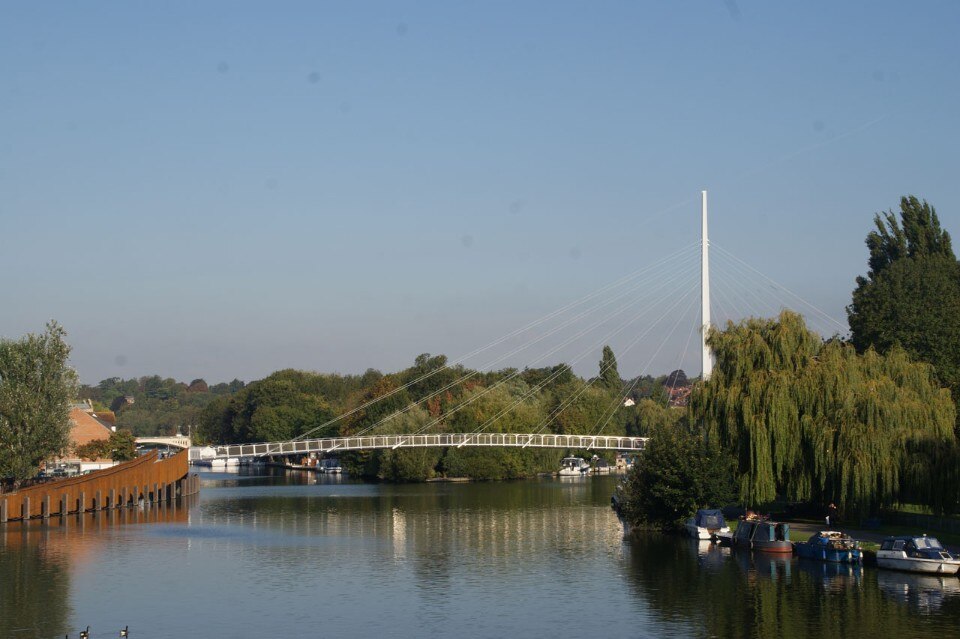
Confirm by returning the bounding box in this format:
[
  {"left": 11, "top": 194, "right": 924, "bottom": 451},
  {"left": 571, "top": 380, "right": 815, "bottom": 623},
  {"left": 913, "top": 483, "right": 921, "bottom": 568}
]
[{"left": 2, "top": 1, "right": 958, "bottom": 385}]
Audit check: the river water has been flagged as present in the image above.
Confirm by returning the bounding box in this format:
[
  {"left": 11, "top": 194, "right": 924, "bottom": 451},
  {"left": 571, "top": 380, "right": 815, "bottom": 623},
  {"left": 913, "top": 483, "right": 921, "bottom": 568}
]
[{"left": 2, "top": 469, "right": 960, "bottom": 638}]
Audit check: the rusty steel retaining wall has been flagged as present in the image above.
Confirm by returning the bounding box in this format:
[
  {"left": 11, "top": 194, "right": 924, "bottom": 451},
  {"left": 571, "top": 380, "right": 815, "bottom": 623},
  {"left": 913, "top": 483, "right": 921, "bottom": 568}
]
[{"left": 0, "top": 449, "right": 198, "bottom": 523}]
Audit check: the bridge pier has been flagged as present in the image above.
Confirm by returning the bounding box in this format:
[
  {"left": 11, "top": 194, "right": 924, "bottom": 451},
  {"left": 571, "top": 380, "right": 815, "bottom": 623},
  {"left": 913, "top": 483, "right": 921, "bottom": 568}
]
[
  {"left": 0, "top": 499, "right": 6, "bottom": 523},
  {"left": 21, "top": 497, "right": 30, "bottom": 520},
  {"left": 42, "top": 495, "right": 51, "bottom": 519}
]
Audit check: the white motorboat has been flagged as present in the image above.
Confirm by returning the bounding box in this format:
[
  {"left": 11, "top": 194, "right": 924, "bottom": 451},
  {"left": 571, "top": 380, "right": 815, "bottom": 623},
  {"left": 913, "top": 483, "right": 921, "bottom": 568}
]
[
  {"left": 558, "top": 457, "right": 591, "bottom": 476},
  {"left": 877, "top": 535, "right": 960, "bottom": 574},
  {"left": 319, "top": 458, "right": 343, "bottom": 474},
  {"left": 684, "top": 509, "right": 731, "bottom": 540}
]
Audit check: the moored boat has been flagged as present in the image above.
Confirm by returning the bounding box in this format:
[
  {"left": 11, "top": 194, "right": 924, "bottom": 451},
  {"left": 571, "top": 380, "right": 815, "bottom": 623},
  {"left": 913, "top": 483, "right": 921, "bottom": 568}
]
[
  {"left": 795, "top": 530, "right": 862, "bottom": 563},
  {"left": 726, "top": 516, "right": 793, "bottom": 553},
  {"left": 876, "top": 535, "right": 960, "bottom": 575},
  {"left": 684, "top": 509, "right": 731, "bottom": 540},
  {"left": 319, "top": 458, "right": 343, "bottom": 474},
  {"left": 558, "top": 457, "right": 591, "bottom": 476}
]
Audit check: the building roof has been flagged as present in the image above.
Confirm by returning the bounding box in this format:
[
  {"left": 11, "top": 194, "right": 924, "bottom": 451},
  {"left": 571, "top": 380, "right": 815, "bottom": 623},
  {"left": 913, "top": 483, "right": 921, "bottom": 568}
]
[{"left": 68, "top": 407, "right": 113, "bottom": 448}]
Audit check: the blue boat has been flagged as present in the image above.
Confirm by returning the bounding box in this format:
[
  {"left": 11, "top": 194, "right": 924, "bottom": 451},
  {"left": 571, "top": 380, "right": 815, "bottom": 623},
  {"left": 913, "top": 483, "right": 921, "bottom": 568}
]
[{"left": 794, "top": 530, "right": 862, "bottom": 563}]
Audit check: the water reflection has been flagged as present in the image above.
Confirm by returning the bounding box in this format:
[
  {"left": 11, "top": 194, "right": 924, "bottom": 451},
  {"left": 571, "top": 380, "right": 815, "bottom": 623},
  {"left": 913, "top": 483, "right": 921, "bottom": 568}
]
[
  {"left": 622, "top": 533, "right": 960, "bottom": 639},
  {"left": 4, "top": 473, "right": 960, "bottom": 638},
  {"left": 0, "top": 495, "right": 198, "bottom": 639},
  {"left": 877, "top": 571, "right": 960, "bottom": 613},
  {"left": 795, "top": 558, "right": 863, "bottom": 593}
]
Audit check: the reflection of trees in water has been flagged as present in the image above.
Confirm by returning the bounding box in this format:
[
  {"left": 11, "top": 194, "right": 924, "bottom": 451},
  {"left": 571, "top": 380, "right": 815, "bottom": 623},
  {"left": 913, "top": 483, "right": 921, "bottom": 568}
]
[
  {"left": 622, "top": 536, "right": 960, "bottom": 638},
  {"left": 191, "top": 479, "right": 623, "bottom": 599},
  {"left": 0, "top": 530, "right": 71, "bottom": 639},
  {"left": 0, "top": 498, "right": 196, "bottom": 638}
]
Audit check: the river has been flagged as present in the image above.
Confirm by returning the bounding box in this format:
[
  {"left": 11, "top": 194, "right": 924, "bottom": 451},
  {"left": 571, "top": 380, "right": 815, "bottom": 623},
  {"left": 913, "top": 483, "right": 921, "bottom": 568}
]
[{"left": 2, "top": 469, "right": 960, "bottom": 638}]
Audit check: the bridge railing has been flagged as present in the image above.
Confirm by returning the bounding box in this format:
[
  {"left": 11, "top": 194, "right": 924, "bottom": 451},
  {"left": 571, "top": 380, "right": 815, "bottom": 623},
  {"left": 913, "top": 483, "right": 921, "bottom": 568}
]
[{"left": 206, "top": 433, "right": 648, "bottom": 460}]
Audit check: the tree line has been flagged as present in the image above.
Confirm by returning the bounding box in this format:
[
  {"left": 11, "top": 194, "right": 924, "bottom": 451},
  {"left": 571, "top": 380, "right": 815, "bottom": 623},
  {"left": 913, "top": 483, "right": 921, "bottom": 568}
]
[{"left": 194, "top": 352, "right": 677, "bottom": 480}]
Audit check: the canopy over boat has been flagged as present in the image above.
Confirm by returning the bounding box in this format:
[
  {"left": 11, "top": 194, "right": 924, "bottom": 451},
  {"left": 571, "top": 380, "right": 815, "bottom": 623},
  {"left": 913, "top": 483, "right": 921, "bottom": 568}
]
[{"left": 694, "top": 509, "right": 727, "bottom": 530}]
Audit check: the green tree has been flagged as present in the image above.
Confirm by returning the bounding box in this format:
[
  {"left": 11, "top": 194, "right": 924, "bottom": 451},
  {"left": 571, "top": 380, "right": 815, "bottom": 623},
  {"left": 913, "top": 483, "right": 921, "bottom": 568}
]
[
  {"left": 549, "top": 380, "right": 615, "bottom": 435},
  {"left": 618, "top": 424, "right": 736, "bottom": 531},
  {"left": 375, "top": 406, "right": 443, "bottom": 481},
  {"left": 107, "top": 429, "right": 138, "bottom": 461},
  {"left": 690, "top": 311, "right": 955, "bottom": 513},
  {"left": 598, "top": 345, "right": 622, "bottom": 393},
  {"left": 0, "top": 322, "right": 78, "bottom": 485},
  {"left": 74, "top": 429, "right": 138, "bottom": 462},
  {"left": 628, "top": 398, "right": 683, "bottom": 436},
  {"left": 848, "top": 196, "right": 960, "bottom": 396}
]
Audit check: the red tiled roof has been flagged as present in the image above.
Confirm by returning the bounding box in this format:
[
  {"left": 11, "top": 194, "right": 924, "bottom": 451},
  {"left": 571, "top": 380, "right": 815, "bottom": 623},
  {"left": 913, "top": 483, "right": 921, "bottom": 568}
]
[{"left": 68, "top": 407, "right": 113, "bottom": 448}]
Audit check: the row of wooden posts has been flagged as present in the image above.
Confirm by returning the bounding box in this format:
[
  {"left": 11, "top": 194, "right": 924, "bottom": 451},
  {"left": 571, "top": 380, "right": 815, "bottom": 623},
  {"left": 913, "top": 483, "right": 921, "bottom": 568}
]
[{"left": 0, "top": 449, "right": 198, "bottom": 523}]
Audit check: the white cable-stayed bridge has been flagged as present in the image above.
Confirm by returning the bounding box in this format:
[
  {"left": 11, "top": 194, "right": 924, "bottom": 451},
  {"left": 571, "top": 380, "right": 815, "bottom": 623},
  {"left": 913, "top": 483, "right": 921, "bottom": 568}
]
[{"left": 195, "top": 192, "right": 848, "bottom": 462}]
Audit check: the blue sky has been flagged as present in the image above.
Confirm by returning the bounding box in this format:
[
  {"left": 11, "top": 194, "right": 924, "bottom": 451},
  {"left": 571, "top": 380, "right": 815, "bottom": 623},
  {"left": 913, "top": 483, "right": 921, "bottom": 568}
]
[{"left": 2, "top": 1, "right": 958, "bottom": 384}]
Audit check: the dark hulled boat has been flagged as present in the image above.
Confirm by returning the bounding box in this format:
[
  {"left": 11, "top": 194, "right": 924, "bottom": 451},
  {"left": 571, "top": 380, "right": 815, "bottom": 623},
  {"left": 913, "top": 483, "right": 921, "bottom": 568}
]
[{"left": 726, "top": 517, "right": 793, "bottom": 553}]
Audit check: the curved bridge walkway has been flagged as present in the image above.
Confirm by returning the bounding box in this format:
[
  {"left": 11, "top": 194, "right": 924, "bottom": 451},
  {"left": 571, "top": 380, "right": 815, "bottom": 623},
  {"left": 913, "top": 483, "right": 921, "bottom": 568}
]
[{"left": 199, "top": 433, "right": 648, "bottom": 461}]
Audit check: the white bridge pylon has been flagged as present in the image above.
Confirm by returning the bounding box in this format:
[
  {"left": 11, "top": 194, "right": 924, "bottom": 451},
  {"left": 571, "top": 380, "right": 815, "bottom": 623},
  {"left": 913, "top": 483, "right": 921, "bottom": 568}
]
[{"left": 199, "top": 433, "right": 648, "bottom": 461}]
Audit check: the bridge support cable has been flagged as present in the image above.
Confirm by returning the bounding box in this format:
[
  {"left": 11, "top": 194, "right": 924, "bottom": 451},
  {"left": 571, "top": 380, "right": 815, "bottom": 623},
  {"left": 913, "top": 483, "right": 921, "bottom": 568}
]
[
  {"left": 348, "top": 257, "right": 703, "bottom": 443},
  {"left": 709, "top": 281, "right": 736, "bottom": 330},
  {"left": 402, "top": 263, "right": 704, "bottom": 442},
  {"left": 290, "top": 242, "right": 700, "bottom": 442},
  {"left": 343, "top": 249, "right": 702, "bottom": 441},
  {"left": 591, "top": 278, "right": 702, "bottom": 436},
  {"left": 710, "top": 270, "right": 767, "bottom": 323},
  {"left": 663, "top": 291, "right": 701, "bottom": 405},
  {"left": 473, "top": 277, "right": 701, "bottom": 444},
  {"left": 710, "top": 251, "right": 808, "bottom": 330},
  {"left": 527, "top": 274, "right": 703, "bottom": 440},
  {"left": 713, "top": 244, "right": 849, "bottom": 332}
]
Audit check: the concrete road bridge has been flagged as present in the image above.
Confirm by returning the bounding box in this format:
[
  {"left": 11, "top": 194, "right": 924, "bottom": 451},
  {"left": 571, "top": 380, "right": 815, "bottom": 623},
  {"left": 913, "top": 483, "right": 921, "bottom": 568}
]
[
  {"left": 137, "top": 435, "right": 192, "bottom": 449},
  {"left": 193, "top": 433, "right": 648, "bottom": 461}
]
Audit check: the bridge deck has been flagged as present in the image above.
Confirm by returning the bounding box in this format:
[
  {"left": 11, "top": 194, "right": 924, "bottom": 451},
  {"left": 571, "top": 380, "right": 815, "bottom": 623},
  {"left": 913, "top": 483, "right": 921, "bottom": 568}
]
[{"left": 199, "top": 433, "right": 648, "bottom": 460}]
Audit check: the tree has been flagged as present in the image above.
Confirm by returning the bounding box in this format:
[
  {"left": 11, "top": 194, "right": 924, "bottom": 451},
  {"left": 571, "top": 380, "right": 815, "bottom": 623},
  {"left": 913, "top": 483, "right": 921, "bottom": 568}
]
[
  {"left": 375, "top": 406, "right": 442, "bottom": 481},
  {"left": 598, "top": 345, "right": 622, "bottom": 393},
  {"left": 74, "top": 429, "right": 137, "bottom": 462},
  {"left": 664, "top": 369, "right": 688, "bottom": 388},
  {"left": 690, "top": 311, "right": 955, "bottom": 513},
  {"left": 628, "top": 398, "right": 683, "bottom": 436},
  {"left": 848, "top": 196, "right": 960, "bottom": 396},
  {"left": 617, "top": 424, "right": 736, "bottom": 531},
  {"left": 0, "top": 322, "right": 78, "bottom": 485},
  {"left": 107, "top": 430, "right": 137, "bottom": 461},
  {"left": 187, "top": 378, "right": 209, "bottom": 393}
]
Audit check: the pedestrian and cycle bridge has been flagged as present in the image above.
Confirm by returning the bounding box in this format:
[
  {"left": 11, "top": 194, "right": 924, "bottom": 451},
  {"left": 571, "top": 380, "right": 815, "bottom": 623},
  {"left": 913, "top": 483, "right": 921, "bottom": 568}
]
[{"left": 191, "top": 433, "right": 649, "bottom": 461}]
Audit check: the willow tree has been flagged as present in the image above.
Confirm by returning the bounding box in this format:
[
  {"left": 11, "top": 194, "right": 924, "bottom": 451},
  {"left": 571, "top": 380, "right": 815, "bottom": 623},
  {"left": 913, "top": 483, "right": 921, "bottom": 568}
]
[{"left": 689, "top": 310, "right": 955, "bottom": 512}]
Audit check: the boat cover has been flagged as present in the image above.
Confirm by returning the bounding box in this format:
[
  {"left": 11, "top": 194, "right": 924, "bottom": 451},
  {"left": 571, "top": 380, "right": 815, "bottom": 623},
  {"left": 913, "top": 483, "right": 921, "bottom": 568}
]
[{"left": 694, "top": 509, "right": 726, "bottom": 529}]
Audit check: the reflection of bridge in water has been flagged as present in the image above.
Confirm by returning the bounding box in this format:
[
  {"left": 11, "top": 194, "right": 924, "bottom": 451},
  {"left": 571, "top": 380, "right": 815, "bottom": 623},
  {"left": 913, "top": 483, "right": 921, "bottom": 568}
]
[{"left": 196, "top": 433, "right": 648, "bottom": 461}]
